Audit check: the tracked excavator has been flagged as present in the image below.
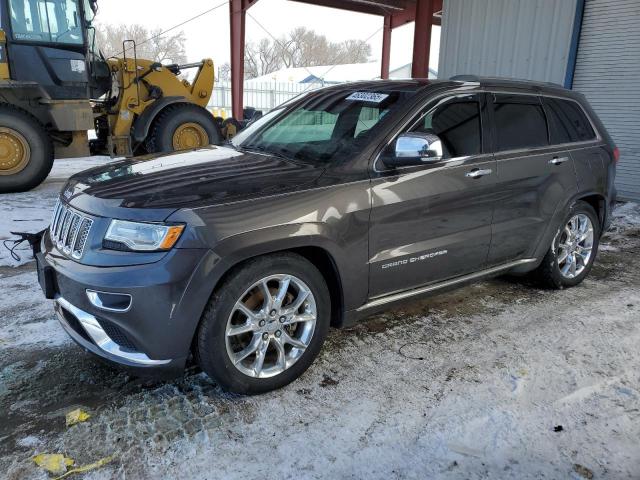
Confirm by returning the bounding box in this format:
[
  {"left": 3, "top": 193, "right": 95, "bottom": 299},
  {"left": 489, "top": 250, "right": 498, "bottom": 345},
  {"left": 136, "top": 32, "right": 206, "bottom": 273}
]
[{"left": 0, "top": 0, "right": 221, "bottom": 192}]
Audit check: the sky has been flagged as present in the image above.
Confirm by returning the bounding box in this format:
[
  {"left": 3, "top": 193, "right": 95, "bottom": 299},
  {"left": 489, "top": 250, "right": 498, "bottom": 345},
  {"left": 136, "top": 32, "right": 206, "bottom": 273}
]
[{"left": 93, "top": 0, "right": 440, "bottom": 74}]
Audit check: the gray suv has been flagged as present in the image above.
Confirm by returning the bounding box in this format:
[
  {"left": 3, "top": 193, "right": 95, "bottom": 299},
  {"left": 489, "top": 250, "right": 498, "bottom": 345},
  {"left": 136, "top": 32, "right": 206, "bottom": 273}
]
[{"left": 37, "top": 78, "right": 618, "bottom": 394}]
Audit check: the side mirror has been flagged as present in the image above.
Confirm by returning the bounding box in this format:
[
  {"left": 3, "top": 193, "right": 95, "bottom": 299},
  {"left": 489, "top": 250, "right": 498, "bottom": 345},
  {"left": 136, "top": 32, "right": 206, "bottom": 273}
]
[{"left": 382, "top": 132, "right": 443, "bottom": 168}]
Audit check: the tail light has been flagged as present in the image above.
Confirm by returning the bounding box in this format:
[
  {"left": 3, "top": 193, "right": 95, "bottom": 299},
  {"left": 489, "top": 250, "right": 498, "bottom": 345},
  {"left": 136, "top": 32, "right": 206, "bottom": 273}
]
[{"left": 613, "top": 146, "right": 620, "bottom": 164}]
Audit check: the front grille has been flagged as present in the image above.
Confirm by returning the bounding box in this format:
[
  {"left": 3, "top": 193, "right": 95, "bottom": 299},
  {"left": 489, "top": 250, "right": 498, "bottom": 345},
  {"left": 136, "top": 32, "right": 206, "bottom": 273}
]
[{"left": 50, "top": 200, "right": 93, "bottom": 259}]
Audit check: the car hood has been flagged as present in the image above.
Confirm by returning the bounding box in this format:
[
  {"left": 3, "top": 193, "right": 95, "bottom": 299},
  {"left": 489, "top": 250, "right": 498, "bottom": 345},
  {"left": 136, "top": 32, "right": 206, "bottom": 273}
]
[{"left": 63, "top": 146, "right": 325, "bottom": 221}]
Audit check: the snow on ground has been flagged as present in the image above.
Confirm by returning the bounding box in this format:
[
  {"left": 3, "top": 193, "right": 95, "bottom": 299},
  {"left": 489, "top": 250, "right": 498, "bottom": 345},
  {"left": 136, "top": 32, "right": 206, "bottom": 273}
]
[
  {"left": 0, "top": 157, "right": 114, "bottom": 267},
  {"left": 0, "top": 165, "right": 639, "bottom": 479}
]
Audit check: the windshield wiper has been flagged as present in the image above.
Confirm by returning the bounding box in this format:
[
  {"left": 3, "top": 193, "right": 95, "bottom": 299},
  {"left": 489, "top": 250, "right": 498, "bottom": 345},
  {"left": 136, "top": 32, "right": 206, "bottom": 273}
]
[{"left": 239, "top": 145, "right": 296, "bottom": 162}]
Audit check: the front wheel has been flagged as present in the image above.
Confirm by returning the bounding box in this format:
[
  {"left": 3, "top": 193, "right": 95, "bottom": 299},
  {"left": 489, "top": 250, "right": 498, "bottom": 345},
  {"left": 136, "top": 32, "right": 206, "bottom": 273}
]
[
  {"left": 533, "top": 201, "right": 600, "bottom": 289},
  {"left": 145, "top": 104, "right": 222, "bottom": 153},
  {"left": 196, "top": 253, "right": 331, "bottom": 394}
]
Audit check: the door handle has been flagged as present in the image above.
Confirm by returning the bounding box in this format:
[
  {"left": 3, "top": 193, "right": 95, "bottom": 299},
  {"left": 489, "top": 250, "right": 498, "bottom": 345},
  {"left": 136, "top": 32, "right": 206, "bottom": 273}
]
[
  {"left": 466, "top": 168, "right": 493, "bottom": 178},
  {"left": 549, "top": 156, "right": 569, "bottom": 165}
]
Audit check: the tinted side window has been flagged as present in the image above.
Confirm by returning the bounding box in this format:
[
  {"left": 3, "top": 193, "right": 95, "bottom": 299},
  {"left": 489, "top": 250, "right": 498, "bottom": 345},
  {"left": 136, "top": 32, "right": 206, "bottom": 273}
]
[
  {"left": 411, "top": 99, "right": 482, "bottom": 158},
  {"left": 544, "top": 98, "right": 596, "bottom": 144},
  {"left": 493, "top": 95, "right": 548, "bottom": 151}
]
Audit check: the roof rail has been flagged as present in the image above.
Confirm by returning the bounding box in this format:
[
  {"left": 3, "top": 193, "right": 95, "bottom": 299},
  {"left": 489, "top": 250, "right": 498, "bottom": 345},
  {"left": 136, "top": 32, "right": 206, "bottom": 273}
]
[
  {"left": 450, "top": 74, "right": 480, "bottom": 82},
  {"left": 450, "top": 74, "right": 564, "bottom": 89}
]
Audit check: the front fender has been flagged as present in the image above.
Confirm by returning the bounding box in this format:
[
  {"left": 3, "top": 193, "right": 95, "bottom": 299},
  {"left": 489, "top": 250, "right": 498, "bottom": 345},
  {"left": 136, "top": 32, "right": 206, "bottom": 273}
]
[{"left": 209, "top": 222, "right": 368, "bottom": 312}]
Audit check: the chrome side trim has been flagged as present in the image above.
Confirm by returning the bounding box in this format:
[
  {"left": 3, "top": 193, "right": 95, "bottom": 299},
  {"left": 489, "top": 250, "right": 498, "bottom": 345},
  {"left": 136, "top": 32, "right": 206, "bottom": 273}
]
[
  {"left": 357, "top": 258, "right": 537, "bottom": 312},
  {"left": 86, "top": 289, "right": 133, "bottom": 313},
  {"left": 54, "top": 296, "right": 171, "bottom": 366}
]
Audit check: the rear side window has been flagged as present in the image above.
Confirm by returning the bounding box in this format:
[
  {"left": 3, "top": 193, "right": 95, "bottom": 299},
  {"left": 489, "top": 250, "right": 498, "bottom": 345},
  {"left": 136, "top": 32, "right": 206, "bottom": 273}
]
[
  {"left": 411, "top": 98, "right": 482, "bottom": 158},
  {"left": 544, "top": 97, "right": 596, "bottom": 144},
  {"left": 493, "top": 95, "right": 548, "bottom": 151}
]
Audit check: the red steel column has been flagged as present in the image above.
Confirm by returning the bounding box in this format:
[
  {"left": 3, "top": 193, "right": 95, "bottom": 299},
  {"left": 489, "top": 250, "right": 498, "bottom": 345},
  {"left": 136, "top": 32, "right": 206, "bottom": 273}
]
[
  {"left": 381, "top": 15, "right": 391, "bottom": 79},
  {"left": 411, "top": 0, "right": 434, "bottom": 78},
  {"left": 230, "top": 0, "right": 246, "bottom": 120}
]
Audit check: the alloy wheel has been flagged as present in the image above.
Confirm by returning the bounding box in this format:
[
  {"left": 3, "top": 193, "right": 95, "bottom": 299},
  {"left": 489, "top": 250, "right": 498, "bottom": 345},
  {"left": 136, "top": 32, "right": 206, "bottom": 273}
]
[
  {"left": 557, "top": 213, "right": 594, "bottom": 279},
  {"left": 225, "top": 274, "right": 317, "bottom": 378}
]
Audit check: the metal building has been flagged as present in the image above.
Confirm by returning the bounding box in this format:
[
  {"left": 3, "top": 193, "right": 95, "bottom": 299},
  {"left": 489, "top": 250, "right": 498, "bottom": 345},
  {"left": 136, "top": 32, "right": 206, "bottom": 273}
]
[
  {"left": 438, "top": 0, "right": 640, "bottom": 201},
  {"left": 572, "top": 0, "right": 640, "bottom": 201}
]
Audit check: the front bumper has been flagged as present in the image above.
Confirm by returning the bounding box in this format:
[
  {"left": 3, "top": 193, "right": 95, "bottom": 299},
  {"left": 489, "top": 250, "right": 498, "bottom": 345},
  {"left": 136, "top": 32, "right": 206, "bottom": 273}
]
[
  {"left": 54, "top": 296, "right": 172, "bottom": 367},
  {"left": 41, "top": 230, "right": 220, "bottom": 373}
]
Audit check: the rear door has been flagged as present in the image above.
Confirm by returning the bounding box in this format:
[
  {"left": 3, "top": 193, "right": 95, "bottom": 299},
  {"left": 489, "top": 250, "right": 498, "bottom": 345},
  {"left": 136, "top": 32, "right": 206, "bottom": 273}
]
[
  {"left": 368, "top": 93, "right": 496, "bottom": 298},
  {"left": 543, "top": 96, "right": 604, "bottom": 195},
  {"left": 487, "top": 93, "right": 578, "bottom": 265}
]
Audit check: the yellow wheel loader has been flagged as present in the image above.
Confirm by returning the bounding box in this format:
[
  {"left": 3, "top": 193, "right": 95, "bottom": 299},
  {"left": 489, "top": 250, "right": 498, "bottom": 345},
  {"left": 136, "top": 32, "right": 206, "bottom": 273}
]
[{"left": 0, "top": 0, "right": 220, "bottom": 193}]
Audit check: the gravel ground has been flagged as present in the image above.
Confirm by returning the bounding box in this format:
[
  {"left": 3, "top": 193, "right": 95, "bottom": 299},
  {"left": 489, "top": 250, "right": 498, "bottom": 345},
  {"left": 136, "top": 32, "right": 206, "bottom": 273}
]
[{"left": 1, "top": 160, "right": 639, "bottom": 479}]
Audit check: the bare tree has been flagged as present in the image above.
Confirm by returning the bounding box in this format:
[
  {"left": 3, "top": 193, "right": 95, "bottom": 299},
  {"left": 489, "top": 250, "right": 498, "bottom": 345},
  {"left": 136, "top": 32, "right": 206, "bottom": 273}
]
[
  {"left": 217, "top": 63, "right": 231, "bottom": 81},
  {"left": 96, "top": 23, "right": 187, "bottom": 64},
  {"left": 245, "top": 38, "right": 282, "bottom": 78},
  {"left": 243, "top": 27, "right": 372, "bottom": 79}
]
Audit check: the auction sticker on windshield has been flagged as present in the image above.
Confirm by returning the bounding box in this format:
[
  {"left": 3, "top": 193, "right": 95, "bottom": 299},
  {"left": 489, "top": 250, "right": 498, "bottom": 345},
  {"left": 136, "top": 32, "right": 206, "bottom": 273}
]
[{"left": 346, "top": 92, "right": 389, "bottom": 103}]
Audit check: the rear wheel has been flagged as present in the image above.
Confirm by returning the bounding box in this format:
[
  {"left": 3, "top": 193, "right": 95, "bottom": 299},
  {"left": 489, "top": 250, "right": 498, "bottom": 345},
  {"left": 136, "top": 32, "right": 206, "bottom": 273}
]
[
  {"left": 145, "top": 103, "right": 221, "bottom": 153},
  {"left": 533, "top": 201, "right": 600, "bottom": 289},
  {"left": 196, "top": 253, "right": 331, "bottom": 394},
  {"left": 0, "top": 106, "right": 53, "bottom": 193}
]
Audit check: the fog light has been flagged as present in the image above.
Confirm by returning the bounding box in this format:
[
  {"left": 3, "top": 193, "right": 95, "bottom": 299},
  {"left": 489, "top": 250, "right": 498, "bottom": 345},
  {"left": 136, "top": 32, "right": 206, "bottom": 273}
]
[{"left": 86, "top": 290, "right": 132, "bottom": 312}]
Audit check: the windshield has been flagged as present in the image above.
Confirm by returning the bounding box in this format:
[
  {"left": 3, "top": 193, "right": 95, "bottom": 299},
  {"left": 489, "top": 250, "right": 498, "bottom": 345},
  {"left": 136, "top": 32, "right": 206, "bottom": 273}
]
[
  {"left": 9, "top": 0, "right": 84, "bottom": 45},
  {"left": 232, "top": 87, "right": 414, "bottom": 165}
]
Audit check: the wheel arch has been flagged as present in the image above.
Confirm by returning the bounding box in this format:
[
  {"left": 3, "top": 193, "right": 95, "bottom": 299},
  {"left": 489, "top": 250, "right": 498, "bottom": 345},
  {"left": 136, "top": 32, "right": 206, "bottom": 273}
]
[
  {"left": 206, "top": 242, "right": 346, "bottom": 329},
  {"left": 0, "top": 99, "right": 49, "bottom": 130},
  {"left": 576, "top": 192, "right": 607, "bottom": 230},
  {"left": 527, "top": 190, "right": 608, "bottom": 269}
]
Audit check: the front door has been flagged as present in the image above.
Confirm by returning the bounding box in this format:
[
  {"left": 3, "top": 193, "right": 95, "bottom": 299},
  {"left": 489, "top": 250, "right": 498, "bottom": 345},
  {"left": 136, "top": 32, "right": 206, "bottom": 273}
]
[{"left": 368, "top": 93, "right": 496, "bottom": 299}]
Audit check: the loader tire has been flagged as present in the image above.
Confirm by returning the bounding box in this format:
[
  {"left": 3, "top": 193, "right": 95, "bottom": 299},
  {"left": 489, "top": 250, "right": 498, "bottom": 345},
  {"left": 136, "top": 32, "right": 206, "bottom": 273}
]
[
  {"left": 145, "top": 104, "right": 222, "bottom": 153},
  {"left": 0, "top": 106, "right": 53, "bottom": 193}
]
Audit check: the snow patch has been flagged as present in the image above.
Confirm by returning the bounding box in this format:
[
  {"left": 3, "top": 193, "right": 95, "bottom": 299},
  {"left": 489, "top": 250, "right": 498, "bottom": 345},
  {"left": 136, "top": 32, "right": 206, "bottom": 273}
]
[
  {"left": 0, "top": 272, "right": 70, "bottom": 349},
  {"left": 0, "top": 157, "right": 115, "bottom": 267},
  {"left": 16, "top": 435, "right": 43, "bottom": 448}
]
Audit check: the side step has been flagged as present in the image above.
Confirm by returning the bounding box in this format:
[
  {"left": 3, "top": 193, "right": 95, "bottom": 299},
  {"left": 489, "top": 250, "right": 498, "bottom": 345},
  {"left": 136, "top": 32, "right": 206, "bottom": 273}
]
[{"left": 358, "top": 258, "right": 537, "bottom": 311}]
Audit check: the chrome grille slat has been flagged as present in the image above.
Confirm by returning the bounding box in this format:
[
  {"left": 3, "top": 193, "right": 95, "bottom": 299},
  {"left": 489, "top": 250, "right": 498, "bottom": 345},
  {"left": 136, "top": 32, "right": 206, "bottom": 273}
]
[
  {"left": 54, "top": 204, "right": 67, "bottom": 238},
  {"left": 73, "top": 219, "right": 93, "bottom": 258},
  {"left": 59, "top": 211, "right": 73, "bottom": 249},
  {"left": 51, "top": 200, "right": 62, "bottom": 230},
  {"left": 49, "top": 199, "right": 93, "bottom": 260}
]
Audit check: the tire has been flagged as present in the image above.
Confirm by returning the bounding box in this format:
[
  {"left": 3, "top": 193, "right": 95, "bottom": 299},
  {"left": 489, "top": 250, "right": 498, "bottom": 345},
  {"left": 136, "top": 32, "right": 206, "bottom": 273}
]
[
  {"left": 145, "top": 103, "right": 222, "bottom": 153},
  {"left": 533, "top": 201, "right": 600, "bottom": 289},
  {"left": 0, "top": 106, "right": 53, "bottom": 193},
  {"left": 221, "top": 117, "right": 242, "bottom": 139},
  {"left": 196, "top": 253, "right": 331, "bottom": 394}
]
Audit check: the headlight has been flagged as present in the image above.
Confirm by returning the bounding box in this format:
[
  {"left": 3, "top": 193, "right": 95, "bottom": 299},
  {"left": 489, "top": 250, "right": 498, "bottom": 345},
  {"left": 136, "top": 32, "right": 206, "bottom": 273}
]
[{"left": 104, "top": 220, "right": 184, "bottom": 251}]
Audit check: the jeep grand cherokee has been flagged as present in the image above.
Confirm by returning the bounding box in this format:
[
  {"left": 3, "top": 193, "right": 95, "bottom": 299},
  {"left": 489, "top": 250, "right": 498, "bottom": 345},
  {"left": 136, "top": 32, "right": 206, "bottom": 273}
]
[{"left": 37, "top": 78, "right": 618, "bottom": 394}]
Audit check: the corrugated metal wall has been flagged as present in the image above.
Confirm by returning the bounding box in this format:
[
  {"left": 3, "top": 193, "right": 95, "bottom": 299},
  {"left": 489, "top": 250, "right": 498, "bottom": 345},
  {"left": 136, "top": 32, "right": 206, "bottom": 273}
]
[
  {"left": 572, "top": 0, "right": 640, "bottom": 201},
  {"left": 438, "top": 0, "right": 577, "bottom": 84}
]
